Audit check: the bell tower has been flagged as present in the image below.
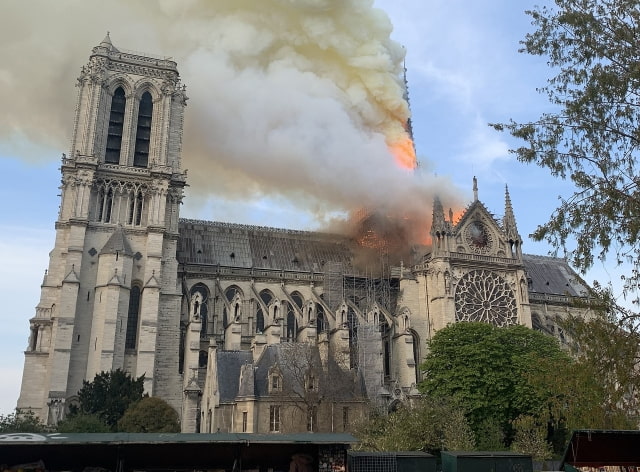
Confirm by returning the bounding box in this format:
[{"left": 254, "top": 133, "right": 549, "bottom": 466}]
[{"left": 17, "top": 34, "right": 188, "bottom": 424}]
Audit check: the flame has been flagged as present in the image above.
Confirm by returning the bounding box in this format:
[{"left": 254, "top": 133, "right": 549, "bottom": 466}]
[{"left": 389, "top": 136, "right": 417, "bottom": 170}]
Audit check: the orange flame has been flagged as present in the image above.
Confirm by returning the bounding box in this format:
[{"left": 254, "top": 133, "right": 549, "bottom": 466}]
[{"left": 389, "top": 136, "right": 417, "bottom": 170}]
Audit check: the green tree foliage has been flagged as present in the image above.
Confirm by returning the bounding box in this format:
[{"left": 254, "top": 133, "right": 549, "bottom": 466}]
[
  {"left": 117, "top": 397, "right": 180, "bottom": 433},
  {"left": 511, "top": 415, "right": 553, "bottom": 462},
  {"left": 492, "top": 0, "right": 640, "bottom": 293},
  {"left": 419, "top": 322, "right": 570, "bottom": 448},
  {"left": 0, "top": 409, "right": 48, "bottom": 433},
  {"left": 70, "top": 369, "right": 145, "bottom": 429},
  {"left": 547, "top": 312, "right": 640, "bottom": 430},
  {"left": 56, "top": 413, "right": 111, "bottom": 433},
  {"left": 353, "top": 397, "right": 475, "bottom": 454}
]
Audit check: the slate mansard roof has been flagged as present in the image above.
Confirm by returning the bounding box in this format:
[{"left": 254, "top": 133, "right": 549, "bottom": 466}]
[
  {"left": 216, "top": 344, "right": 365, "bottom": 403},
  {"left": 177, "top": 219, "right": 590, "bottom": 299},
  {"left": 178, "top": 219, "right": 353, "bottom": 273},
  {"left": 522, "top": 254, "right": 590, "bottom": 298}
]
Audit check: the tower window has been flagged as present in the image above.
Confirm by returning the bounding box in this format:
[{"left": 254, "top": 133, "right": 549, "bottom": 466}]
[
  {"left": 105, "top": 87, "right": 125, "bottom": 164},
  {"left": 134, "top": 92, "right": 153, "bottom": 167},
  {"left": 125, "top": 285, "right": 141, "bottom": 349},
  {"left": 97, "top": 187, "right": 114, "bottom": 223},
  {"left": 127, "top": 190, "right": 144, "bottom": 226}
]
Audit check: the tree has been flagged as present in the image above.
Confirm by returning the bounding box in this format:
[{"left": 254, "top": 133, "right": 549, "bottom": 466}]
[
  {"left": 70, "top": 369, "right": 145, "bottom": 429},
  {"left": 0, "top": 409, "right": 49, "bottom": 433},
  {"left": 117, "top": 397, "right": 180, "bottom": 433},
  {"left": 492, "top": 0, "right": 640, "bottom": 294},
  {"left": 511, "top": 415, "right": 553, "bottom": 463},
  {"left": 274, "top": 342, "right": 363, "bottom": 432},
  {"left": 547, "top": 312, "right": 640, "bottom": 430},
  {"left": 56, "top": 413, "right": 111, "bottom": 433},
  {"left": 353, "top": 397, "right": 475, "bottom": 454},
  {"left": 419, "top": 322, "right": 570, "bottom": 448}
]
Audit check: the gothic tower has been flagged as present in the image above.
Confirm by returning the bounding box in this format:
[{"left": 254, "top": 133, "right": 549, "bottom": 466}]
[{"left": 17, "top": 34, "right": 188, "bottom": 424}]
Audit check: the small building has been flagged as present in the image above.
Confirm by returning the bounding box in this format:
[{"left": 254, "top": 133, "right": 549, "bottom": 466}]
[
  {"left": 441, "top": 451, "right": 533, "bottom": 472},
  {"left": 0, "top": 432, "right": 356, "bottom": 472},
  {"left": 348, "top": 451, "right": 436, "bottom": 472},
  {"left": 561, "top": 430, "right": 640, "bottom": 471}
]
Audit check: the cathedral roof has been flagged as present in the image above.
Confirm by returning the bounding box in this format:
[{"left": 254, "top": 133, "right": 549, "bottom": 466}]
[
  {"left": 522, "top": 254, "right": 590, "bottom": 297},
  {"left": 178, "top": 220, "right": 590, "bottom": 299},
  {"left": 178, "top": 219, "right": 353, "bottom": 272}
]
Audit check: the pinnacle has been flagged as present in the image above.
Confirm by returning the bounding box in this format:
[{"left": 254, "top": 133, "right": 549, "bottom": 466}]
[{"left": 100, "top": 32, "right": 112, "bottom": 48}]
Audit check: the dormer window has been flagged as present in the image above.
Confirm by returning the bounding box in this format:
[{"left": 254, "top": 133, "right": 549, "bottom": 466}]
[
  {"left": 271, "top": 375, "right": 281, "bottom": 391},
  {"left": 269, "top": 367, "right": 283, "bottom": 393},
  {"left": 306, "top": 373, "right": 317, "bottom": 392}
]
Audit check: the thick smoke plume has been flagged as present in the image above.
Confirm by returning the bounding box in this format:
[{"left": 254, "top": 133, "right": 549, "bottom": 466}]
[{"left": 1, "top": 0, "right": 463, "bottom": 250}]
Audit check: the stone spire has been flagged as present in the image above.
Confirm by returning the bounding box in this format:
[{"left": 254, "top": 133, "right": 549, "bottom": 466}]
[
  {"left": 503, "top": 185, "right": 521, "bottom": 241},
  {"left": 431, "top": 196, "right": 451, "bottom": 255},
  {"left": 99, "top": 32, "right": 112, "bottom": 48},
  {"left": 431, "top": 196, "right": 447, "bottom": 234}
]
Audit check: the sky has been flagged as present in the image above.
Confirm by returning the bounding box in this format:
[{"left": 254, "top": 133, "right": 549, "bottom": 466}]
[{"left": 0, "top": 0, "right": 632, "bottom": 416}]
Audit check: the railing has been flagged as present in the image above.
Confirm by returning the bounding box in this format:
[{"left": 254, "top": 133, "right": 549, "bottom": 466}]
[
  {"left": 184, "top": 264, "right": 326, "bottom": 282},
  {"left": 413, "top": 252, "right": 520, "bottom": 271},
  {"left": 34, "top": 307, "right": 53, "bottom": 320},
  {"left": 528, "top": 292, "right": 573, "bottom": 304}
]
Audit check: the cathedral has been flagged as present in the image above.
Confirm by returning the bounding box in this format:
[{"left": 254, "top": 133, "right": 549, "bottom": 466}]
[{"left": 17, "top": 37, "right": 591, "bottom": 433}]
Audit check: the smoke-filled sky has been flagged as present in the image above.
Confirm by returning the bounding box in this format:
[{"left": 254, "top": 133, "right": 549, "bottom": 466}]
[{"left": 0, "top": 0, "right": 632, "bottom": 414}]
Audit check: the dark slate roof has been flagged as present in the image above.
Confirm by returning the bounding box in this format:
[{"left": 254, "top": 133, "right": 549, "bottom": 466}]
[
  {"left": 100, "top": 226, "right": 133, "bottom": 256},
  {"left": 178, "top": 220, "right": 590, "bottom": 299},
  {"left": 253, "top": 344, "right": 365, "bottom": 400},
  {"left": 216, "top": 350, "right": 252, "bottom": 402},
  {"left": 254, "top": 344, "right": 280, "bottom": 398},
  {"left": 523, "top": 254, "right": 590, "bottom": 297},
  {"left": 178, "top": 219, "right": 353, "bottom": 272}
]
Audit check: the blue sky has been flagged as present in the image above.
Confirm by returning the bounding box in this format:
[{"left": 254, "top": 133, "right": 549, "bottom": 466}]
[{"left": 0, "top": 0, "right": 631, "bottom": 415}]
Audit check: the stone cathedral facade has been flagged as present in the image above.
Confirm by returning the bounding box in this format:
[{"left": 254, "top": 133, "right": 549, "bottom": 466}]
[{"left": 18, "top": 38, "right": 591, "bottom": 433}]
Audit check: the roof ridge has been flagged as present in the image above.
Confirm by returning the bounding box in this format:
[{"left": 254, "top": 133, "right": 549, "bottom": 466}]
[{"left": 179, "top": 218, "right": 344, "bottom": 239}]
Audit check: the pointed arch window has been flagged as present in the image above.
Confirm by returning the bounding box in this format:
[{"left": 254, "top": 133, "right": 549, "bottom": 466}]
[
  {"left": 256, "top": 309, "right": 265, "bottom": 333},
  {"left": 286, "top": 303, "right": 297, "bottom": 342},
  {"left": 411, "top": 330, "right": 421, "bottom": 382},
  {"left": 106, "top": 87, "right": 125, "bottom": 163},
  {"left": 98, "top": 187, "right": 114, "bottom": 223},
  {"left": 127, "top": 190, "right": 144, "bottom": 226},
  {"left": 257, "top": 290, "right": 273, "bottom": 333},
  {"left": 134, "top": 91, "right": 153, "bottom": 167},
  {"left": 125, "top": 285, "right": 142, "bottom": 349},
  {"left": 191, "top": 284, "right": 209, "bottom": 338},
  {"left": 347, "top": 308, "right": 358, "bottom": 369},
  {"left": 381, "top": 318, "right": 391, "bottom": 378},
  {"left": 316, "top": 304, "right": 326, "bottom": 333}
]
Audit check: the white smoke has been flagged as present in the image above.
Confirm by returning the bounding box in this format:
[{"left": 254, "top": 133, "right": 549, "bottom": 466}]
[{"left": 0, "top": 0, "right": 463, "bottom": 240}]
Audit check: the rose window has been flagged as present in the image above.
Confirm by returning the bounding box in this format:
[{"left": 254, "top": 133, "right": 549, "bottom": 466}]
[
  {"left": 454, "top": 270, "right": 517, "bottom": 327},
  {"left": 464, "top": 220, "right": 493, "bottom": 254}
]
